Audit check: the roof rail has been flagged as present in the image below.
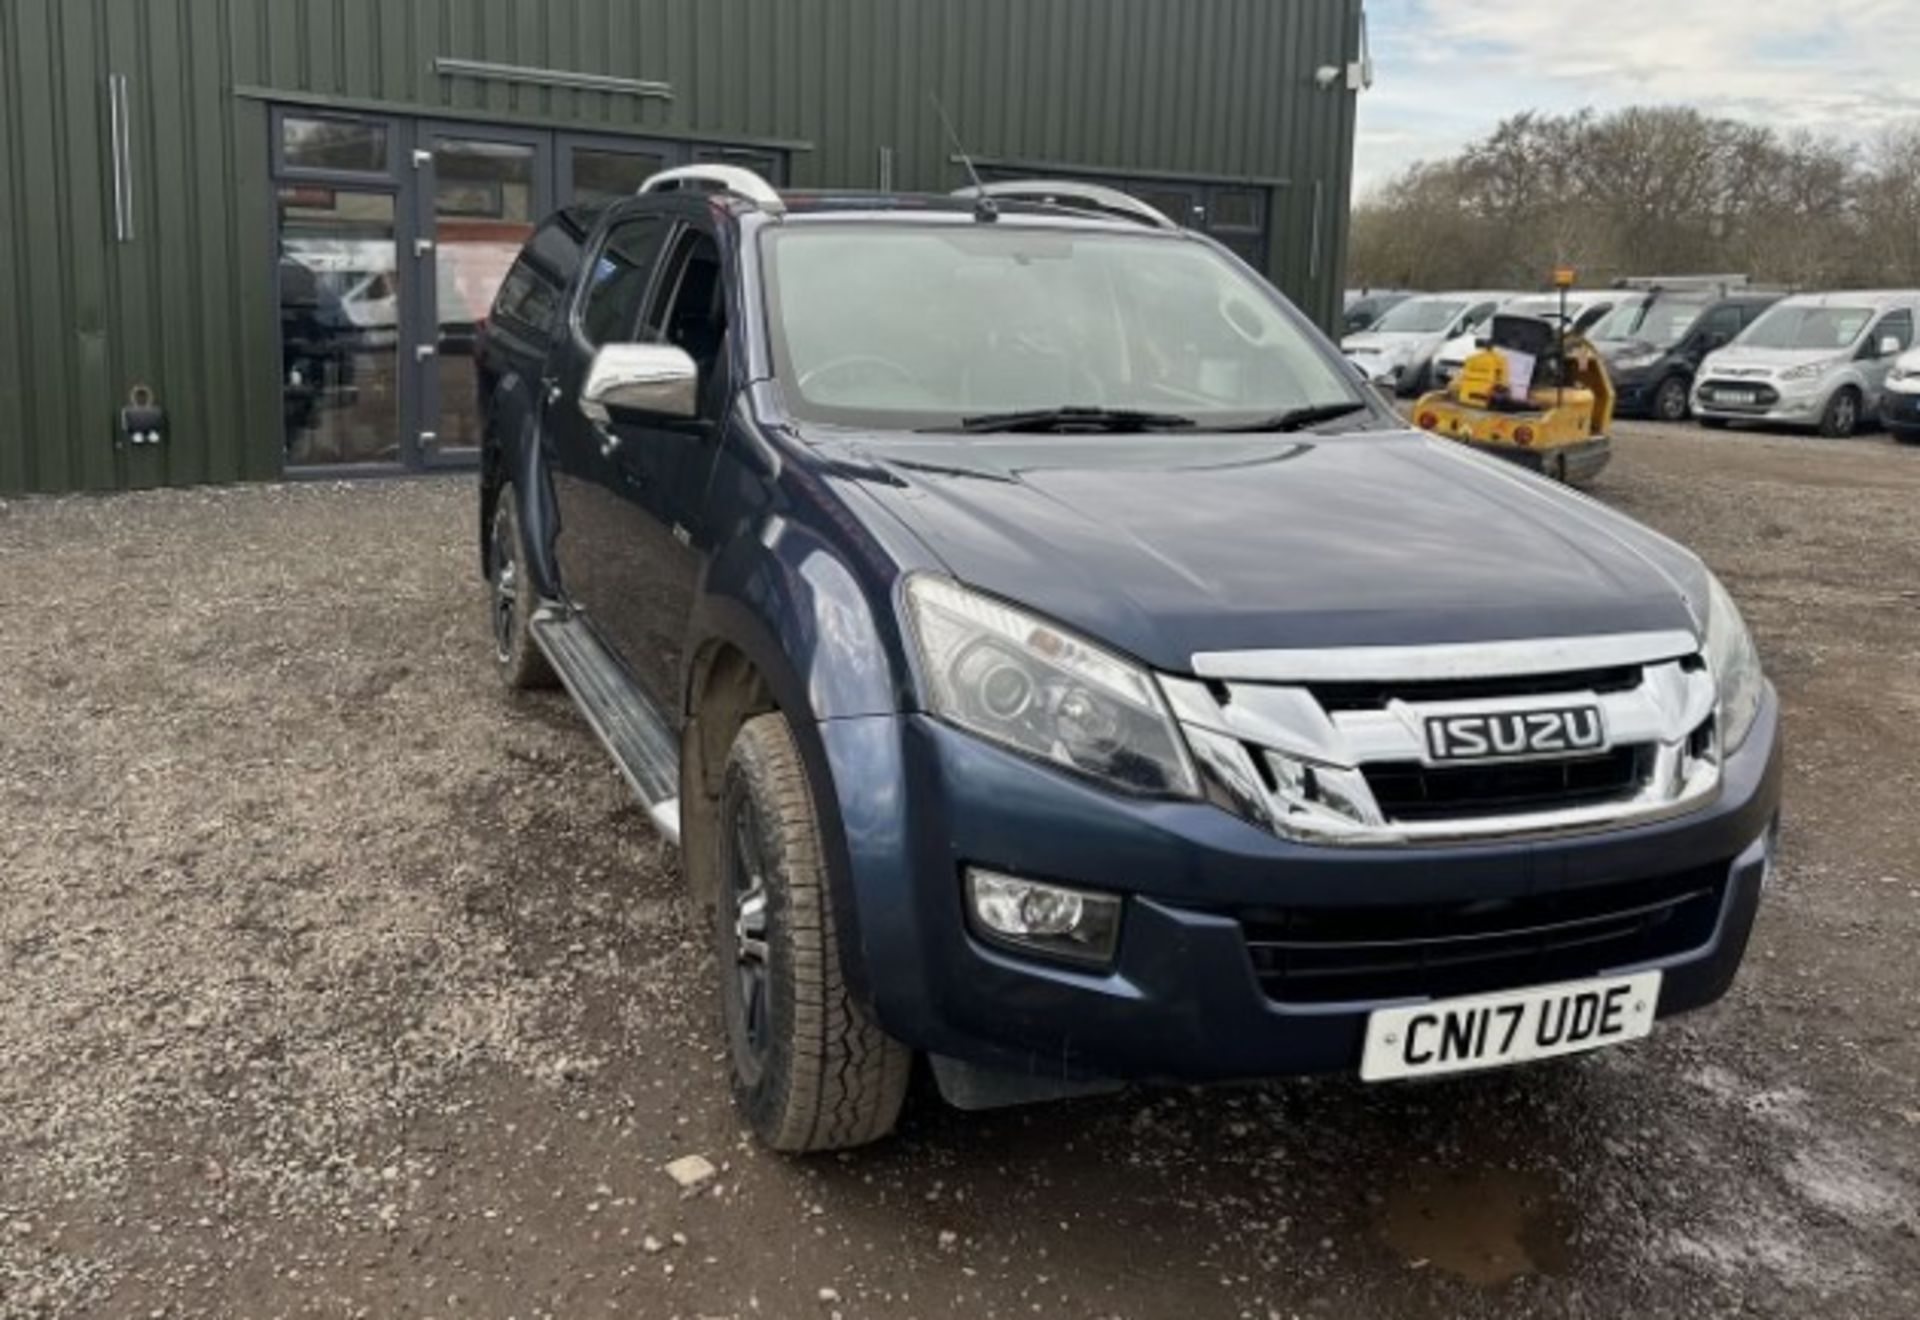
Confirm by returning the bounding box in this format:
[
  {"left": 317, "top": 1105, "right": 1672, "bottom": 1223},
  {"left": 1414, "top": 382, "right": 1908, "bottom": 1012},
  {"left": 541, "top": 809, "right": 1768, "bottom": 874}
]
[
  {"left": 952, "top": 180, "right": 1178, "bottom": 230},
  {"left": 639, "top": 164, "right": 784, "bottom": 211}
]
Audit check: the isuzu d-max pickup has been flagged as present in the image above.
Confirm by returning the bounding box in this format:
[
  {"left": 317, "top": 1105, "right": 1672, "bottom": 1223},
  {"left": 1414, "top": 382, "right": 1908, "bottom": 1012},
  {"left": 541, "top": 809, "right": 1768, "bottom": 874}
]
[{"left": 476, "top": 168, "right": 1781, "bottom": 1151}]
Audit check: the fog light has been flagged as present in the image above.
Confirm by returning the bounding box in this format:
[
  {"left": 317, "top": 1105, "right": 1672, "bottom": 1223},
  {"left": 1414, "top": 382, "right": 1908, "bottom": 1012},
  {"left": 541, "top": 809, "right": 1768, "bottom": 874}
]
[{"left": 965, "top": 869, "right": 1122, "bottom": 967}]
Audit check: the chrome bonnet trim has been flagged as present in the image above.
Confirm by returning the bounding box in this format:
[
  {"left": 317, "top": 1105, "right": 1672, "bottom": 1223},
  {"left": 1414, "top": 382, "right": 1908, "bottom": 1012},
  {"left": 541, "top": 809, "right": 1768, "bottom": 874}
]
[{"left": 1191, "top": 629, "right": 1701, "bottom": 683}]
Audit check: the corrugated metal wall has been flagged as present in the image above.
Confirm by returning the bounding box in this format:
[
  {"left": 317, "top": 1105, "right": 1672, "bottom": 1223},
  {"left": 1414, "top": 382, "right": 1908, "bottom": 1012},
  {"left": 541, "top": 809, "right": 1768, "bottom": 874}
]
[{"left": 0, "top": 0, "right": 1362, "bottom": 494}]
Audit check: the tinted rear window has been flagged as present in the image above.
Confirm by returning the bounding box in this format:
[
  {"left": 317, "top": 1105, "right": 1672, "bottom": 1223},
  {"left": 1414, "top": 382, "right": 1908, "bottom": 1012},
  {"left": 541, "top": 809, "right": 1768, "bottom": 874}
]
[{"left": 490, "top": 205, "right": 601, "bottom": 340}]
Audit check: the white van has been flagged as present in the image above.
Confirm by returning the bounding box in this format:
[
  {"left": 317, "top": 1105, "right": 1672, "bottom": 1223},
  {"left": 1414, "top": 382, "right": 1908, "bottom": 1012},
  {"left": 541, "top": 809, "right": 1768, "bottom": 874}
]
[{"left": 1692, "top": 291, "right": 1920, "bottom": 437}]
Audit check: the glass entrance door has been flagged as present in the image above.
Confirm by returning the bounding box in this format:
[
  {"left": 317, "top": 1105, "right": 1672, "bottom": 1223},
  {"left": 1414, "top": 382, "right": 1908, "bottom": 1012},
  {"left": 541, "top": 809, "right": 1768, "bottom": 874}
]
[
  {"left": 277, "top": 186, "right": 402, "bottom": 466},
  {"left": 414, "top": 130, "right": 694, "bottom": 464},
  {"left": 415, "top": 127, "right": 550, "bottom": 465},
  {"left": 273, "top": 107, "right": 786, "bottom": 476}
]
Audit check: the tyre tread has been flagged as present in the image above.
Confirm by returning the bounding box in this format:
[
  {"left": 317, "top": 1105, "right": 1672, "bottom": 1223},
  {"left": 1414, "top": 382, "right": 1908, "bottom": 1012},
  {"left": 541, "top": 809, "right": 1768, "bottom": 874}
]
[{"left": 727, "top": 713, "right": 909, "bottom": 1152}]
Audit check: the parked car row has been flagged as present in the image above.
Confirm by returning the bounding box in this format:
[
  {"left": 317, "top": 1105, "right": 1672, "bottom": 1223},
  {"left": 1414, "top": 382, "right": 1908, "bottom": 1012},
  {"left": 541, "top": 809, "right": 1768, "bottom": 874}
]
[{"left": 1349, "top": 283, "right": 1920, "bottom": 441}]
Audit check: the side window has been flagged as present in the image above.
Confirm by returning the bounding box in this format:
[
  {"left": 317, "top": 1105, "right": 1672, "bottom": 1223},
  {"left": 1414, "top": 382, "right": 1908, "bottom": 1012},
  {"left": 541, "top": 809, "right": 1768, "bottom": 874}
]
[
  {"left": 1573, "top": 303, "right": 1612, "bottom": 332},
  {"left": 1700, "top": 305, "right": 1743, "bottom": 343},
  {"left": 491, "top": 207, "right": 592, "bottom": 339},
  {"left": 644, "top": 228, "right": 729, "bottom": 399},
  {"left": 493, "top": 263, "right": 555, "bottom": 334},
  {"left": 1463, "top": 301, "right": 1498, "bottom": 332},
  {"left": 1872, "top": 310, "right": 1913, "bottom": 354},
  {"left": 578, "top": 215, "right": 671, "bottom": 348}
]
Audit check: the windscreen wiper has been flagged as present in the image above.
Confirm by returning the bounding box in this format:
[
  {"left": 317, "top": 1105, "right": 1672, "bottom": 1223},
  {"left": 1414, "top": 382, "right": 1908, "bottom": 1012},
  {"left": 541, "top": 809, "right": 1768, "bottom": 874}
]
[
  {"left": 1216, "top": 401, "right": 1371, "bottom": 434},
  {"left": 950, "top": 406, "right": 1199, "bottom": 434}
]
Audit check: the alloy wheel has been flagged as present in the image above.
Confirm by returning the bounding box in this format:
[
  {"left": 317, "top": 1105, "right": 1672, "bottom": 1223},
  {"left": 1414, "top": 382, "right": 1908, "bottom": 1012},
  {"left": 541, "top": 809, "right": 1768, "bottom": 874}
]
[
  {"left": 724, "top": 795, "right": 774, "bottom": 1079},
  {"left": 489, "top": 508, "right": 520, "bottom": 664},
  {"left": 1657, "top": 378, "right": 1689, "bottom": 422},
  {"left": 1832, "top": 393, "right": 1858, "bottom": 436}
]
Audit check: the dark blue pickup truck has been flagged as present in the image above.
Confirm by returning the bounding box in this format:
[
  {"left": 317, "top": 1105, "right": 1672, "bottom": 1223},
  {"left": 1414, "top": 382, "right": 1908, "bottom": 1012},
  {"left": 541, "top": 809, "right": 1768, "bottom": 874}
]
[{"left": 477, "top": 168, "right": 1782, "bottom": 1152}]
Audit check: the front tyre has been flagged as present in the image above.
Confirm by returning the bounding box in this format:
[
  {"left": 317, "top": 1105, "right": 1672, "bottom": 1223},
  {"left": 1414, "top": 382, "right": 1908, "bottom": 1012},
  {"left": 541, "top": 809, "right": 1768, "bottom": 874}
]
[
  {"left": 1654, "top": 375, "right": 1691, "bottom": 422},
  {"left": 487, "top": 485, "right": 555, "bottom": 690},
  {"left": 1819, "top": 387, "right": 1862, "bottom": 439},
  {"left": 716, "top": 712, "right": 911, "bottom": 1152}
]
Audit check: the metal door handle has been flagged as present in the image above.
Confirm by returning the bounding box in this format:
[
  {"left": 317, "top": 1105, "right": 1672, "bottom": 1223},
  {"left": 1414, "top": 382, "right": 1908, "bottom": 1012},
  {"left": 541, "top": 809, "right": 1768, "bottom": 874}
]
[{"left": 415, "top": 344, "right": 437, "bottom": 362}]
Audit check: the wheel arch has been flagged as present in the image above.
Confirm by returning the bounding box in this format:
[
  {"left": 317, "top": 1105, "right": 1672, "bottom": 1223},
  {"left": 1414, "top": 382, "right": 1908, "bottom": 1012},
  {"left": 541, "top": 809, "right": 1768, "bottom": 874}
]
[
  {"left": 677, "top": 535, "right": 913, "bottom": 1011},
  {"left": 479, "top": 374, "right": 563, "bottom": 601}
]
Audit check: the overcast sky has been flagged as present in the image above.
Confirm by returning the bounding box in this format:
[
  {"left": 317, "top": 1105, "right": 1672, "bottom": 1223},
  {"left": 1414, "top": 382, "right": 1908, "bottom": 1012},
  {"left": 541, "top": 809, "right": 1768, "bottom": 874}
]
[{"left": 1354, "top": 0, "right": 1920, "bottom": 197}]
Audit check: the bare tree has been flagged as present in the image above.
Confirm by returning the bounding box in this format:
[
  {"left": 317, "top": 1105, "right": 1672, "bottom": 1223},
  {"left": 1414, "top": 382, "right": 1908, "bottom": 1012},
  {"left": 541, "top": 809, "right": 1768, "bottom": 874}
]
[{"left": 1349, "top": 106, "right": 1915, "bottom": 292}]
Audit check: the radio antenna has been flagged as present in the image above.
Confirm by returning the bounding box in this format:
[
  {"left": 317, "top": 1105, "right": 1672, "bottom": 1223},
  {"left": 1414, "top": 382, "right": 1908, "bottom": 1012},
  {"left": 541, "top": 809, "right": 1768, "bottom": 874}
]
[{"left": 931, "top": 93, "right": 997, "bottom": 222}]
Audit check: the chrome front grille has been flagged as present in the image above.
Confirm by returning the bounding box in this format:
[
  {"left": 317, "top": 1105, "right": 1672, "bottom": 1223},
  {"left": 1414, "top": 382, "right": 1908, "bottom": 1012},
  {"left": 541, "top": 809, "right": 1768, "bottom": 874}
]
[{"left": 1161, "top": 631, "right": 1721, "bottom": 846}]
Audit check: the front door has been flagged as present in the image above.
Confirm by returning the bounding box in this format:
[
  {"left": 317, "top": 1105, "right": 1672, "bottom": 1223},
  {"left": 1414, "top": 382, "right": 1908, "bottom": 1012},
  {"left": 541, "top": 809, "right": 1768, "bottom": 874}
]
[
  {"left": 544, "top": 210, "right": 676, "bottom": 684},
  {"left": 594, "top": 218, "right": 730, "bottom": 710},
  {"left": 542, "top": 205, "right": 727, "bottom": 713},
  {"left": 1862, "top": 309, "right": 1914, "bottom": 408}
]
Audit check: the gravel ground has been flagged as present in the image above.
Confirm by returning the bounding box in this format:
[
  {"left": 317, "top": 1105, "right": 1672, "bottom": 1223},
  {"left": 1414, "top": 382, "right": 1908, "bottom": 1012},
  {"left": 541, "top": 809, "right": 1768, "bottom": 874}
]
[{"left": 2, "top": 421, "right": 1918, "bottom": 1319}]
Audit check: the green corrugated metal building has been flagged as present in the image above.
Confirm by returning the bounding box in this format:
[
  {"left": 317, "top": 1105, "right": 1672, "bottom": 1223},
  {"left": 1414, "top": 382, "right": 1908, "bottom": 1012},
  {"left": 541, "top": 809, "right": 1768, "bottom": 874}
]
[{"left": 0, "top": 0, "right": 1367, "bottom": 494}]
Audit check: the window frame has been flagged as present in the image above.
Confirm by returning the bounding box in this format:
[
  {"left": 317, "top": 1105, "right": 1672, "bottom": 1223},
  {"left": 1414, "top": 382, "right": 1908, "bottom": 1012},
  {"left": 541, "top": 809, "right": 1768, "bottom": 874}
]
[
  {"left": 754, "top": 218, "right": 1369, "bottom": 433},
  {"left": 489, "top": 207, "right": 596, "bottom": 344},
  {"left": 1864, "top": 308, "right": 1914, "bottom": 358},
  {"left": 570, "top": 208, "right": 676, "bottom": 352},
  {"left": 273, "top": 108, "right": 399, "bottom": 182}
]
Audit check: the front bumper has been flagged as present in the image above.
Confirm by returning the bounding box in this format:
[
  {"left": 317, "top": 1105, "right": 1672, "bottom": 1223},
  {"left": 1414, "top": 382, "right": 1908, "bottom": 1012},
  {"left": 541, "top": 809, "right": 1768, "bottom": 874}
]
[
  {"left": 818, "top": 691, "right": 1782, "bottom": 1083},
  {"left": 1882, "top": 388, "right": 1920, "bottom": 430},
  {"left": 1692, "top": 377, "right": 1832, "bottom": 425}
]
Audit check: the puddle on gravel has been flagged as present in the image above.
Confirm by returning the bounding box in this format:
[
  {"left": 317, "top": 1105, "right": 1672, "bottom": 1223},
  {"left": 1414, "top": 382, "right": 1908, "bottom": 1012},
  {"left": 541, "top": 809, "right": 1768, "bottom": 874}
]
[{"left": 1377, "top": 1168, "right": 1574, "bottom": 1285}]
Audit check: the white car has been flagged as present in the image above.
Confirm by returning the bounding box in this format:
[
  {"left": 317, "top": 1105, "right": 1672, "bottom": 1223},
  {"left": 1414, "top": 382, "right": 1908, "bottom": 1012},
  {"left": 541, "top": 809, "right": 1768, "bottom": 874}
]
[
  {"left": 1341, "top": 291, "right": 1509, "bottom": 397},
  {"left": 1691, "top": 290, "right": 1920, "bottom": 438},
  {"left": 1429, "top": 293, "right": 1617, "bottom": 388},
  {"left": 1878, "top": 344, "right": 1920, "bottom": 443}
]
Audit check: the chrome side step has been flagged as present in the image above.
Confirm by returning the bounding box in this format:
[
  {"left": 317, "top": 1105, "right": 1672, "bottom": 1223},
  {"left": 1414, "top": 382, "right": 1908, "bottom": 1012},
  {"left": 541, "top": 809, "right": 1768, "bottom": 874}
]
[{"left": 530, "top": 607, "right": 682, "bottom": 846}]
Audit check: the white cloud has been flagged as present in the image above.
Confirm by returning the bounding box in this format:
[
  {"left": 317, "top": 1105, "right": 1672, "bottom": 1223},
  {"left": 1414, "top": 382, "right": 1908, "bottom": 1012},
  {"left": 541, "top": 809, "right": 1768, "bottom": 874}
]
[{"left": 1355, "top": 0, "right": 1920, "bottom": 196}]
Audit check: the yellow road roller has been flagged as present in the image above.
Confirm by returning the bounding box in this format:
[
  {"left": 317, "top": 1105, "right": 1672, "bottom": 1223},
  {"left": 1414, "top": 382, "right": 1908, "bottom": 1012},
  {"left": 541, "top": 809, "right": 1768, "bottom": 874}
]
[{"left": 1412, "top": 310, "right": 1615, "bottom": 486}]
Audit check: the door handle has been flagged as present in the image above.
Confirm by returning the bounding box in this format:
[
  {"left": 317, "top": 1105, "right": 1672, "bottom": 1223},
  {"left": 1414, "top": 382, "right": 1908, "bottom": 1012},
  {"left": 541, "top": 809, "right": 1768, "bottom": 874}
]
[
  {"left": 546, "top": 383, "right": 563, "bottom": 405},
  {"left": 415, "top": 344, "right": 437, "bottom": 362},
  {"left": 600, "top": 432, "right": 623, "bottom": 459}
]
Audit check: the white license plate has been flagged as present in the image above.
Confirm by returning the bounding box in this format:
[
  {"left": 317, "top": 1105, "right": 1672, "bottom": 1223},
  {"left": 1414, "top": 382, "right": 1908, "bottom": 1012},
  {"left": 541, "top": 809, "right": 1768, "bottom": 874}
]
[
  {"left": 1718, "top": 390, "right": 1757, "bottom": 405},
  {"left": 1359, "top": 971, "right": 1661, "bottom": 1081}
]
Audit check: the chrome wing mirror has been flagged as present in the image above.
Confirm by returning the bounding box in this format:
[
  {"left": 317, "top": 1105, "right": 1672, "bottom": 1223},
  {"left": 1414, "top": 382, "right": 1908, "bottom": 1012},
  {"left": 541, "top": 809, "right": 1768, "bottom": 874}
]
[{"left": 580, "top": 343, "right": 699, "bottom": 422}]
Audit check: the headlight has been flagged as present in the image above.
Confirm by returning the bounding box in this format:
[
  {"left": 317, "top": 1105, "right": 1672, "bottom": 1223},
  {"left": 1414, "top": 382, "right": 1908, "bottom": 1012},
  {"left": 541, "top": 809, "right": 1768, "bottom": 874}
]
[
  {"left": 1611, "top": 351, "right": 1659, "bottom": 371},
  {"left": 1703, "top": 575, "right": 1764, "bottom": 752},
  {"left": 904, "top": 576, "right": 1197, "bottom": 796},
  {"left": 1888, "top": 361, "right": 1917, "bottom": 384},
  {"left": 1780, "top": 358, "right": 1839, "bottom": 382}
]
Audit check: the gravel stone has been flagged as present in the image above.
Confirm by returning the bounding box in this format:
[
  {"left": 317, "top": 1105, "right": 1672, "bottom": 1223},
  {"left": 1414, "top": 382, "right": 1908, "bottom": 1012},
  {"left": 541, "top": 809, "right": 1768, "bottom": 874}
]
[{"left": 1, "top": 426, "right": 1917, "bottom": 1318}]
